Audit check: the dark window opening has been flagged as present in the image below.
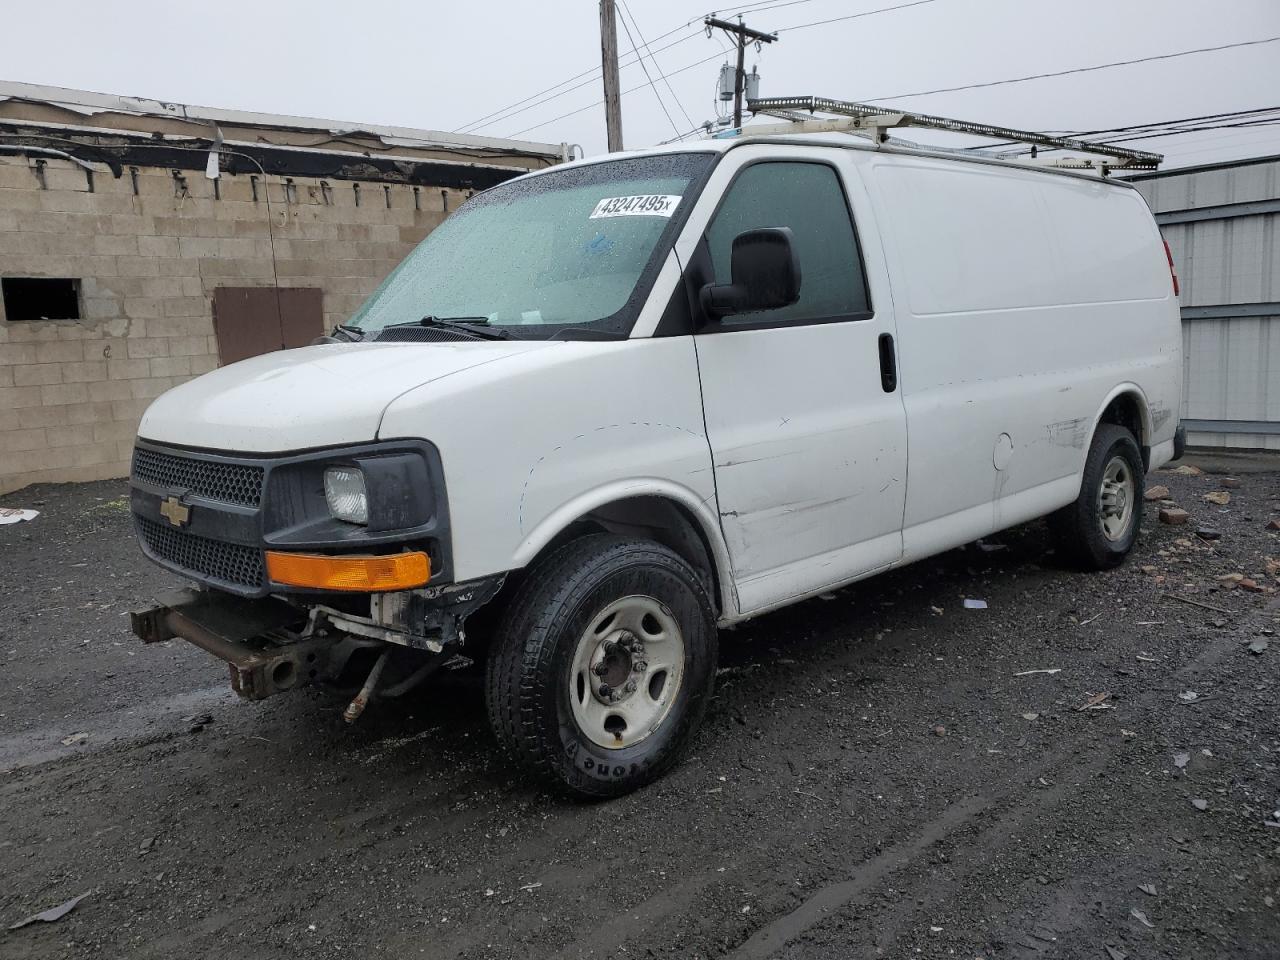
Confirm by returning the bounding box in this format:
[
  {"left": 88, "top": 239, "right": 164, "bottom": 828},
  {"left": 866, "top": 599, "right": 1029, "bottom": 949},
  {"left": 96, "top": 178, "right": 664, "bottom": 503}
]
[
  {"left": 705, "top": 161, "right": 871, "bottom": 327},
  {"left": 2, "top": 278, "right": 81, "bottom": 322}
]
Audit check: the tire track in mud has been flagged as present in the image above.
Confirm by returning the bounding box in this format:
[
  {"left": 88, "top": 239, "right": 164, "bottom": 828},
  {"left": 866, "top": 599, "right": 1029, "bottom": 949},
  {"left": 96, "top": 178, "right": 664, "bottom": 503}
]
[
  {"left": 0, "top": 685, "right": 234, "bottom": 773},
  {"left": 726, "top": 601, "right": 1268, "bottom": 960}
]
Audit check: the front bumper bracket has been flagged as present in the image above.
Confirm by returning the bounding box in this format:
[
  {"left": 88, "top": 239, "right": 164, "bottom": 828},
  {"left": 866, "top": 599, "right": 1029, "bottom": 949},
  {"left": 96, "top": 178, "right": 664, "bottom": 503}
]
[{"left": 130, "top": 588, "right": 332, "bottom": 700}]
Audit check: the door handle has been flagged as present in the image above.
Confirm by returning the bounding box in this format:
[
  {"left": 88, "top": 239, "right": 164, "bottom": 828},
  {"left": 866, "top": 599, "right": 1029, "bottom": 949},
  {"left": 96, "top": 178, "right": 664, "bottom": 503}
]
[{"left": 878, "top": 333, "right": 897, "bottom": 393}]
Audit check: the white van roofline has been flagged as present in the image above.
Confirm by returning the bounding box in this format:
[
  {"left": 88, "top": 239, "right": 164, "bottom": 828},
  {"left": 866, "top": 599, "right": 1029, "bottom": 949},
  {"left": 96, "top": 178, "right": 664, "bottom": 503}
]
[{"left": 508, "top": 131, "right": 1149, "bottom": 193}]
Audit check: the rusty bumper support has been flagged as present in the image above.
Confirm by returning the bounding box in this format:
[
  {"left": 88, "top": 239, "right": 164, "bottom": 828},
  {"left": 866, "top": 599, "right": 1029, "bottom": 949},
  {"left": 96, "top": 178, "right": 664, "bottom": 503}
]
[{"left": 131, "top": 588, "right": 332, "bottom": 701}]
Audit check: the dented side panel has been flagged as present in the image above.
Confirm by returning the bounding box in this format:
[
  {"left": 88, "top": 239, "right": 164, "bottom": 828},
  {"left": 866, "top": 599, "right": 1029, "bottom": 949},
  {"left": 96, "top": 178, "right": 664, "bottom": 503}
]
[{"left": 693, "top": 147, "right": 909, "bottom": 615}]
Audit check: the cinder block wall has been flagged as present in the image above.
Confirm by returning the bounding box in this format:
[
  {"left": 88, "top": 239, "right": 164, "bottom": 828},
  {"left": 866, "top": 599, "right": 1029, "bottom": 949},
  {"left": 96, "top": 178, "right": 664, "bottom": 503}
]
[{"left": 0, "top": 156, "right": 454, "bottom": 493}]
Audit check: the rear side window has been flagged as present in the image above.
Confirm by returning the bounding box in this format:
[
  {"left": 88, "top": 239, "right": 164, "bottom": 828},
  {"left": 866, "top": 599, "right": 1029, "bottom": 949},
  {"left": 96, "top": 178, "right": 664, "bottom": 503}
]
[{"left": 705, "top": 161, "right": 870, "bottom": 326}]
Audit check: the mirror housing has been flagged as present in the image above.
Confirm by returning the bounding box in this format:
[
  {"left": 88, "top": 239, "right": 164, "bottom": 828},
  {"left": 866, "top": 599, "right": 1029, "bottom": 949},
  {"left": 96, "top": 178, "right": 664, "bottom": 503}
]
[{"left": 699, "top": 227, "right": 802, "bottom": 320}]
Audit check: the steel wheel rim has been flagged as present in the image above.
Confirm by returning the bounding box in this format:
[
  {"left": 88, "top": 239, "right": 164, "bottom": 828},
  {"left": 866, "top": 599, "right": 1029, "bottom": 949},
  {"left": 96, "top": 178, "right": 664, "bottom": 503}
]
[
  {"left": 1098, "top": 455, "right": 1135, "bottom": 541},
  {"left": 568, "top": 594, "right": 686, "bottom": 750}
]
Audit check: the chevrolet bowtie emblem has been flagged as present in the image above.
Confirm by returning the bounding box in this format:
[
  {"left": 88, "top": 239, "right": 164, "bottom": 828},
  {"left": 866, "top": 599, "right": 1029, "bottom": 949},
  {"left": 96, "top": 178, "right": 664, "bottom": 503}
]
[{"left": 159, "top": 495, "right": 191, "bottom": 528}]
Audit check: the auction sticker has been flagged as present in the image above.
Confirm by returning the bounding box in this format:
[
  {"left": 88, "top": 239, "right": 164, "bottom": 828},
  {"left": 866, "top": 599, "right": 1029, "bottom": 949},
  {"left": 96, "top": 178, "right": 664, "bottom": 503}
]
[{"left": 589, "top": 194, "right": 681, "bottom": 219}]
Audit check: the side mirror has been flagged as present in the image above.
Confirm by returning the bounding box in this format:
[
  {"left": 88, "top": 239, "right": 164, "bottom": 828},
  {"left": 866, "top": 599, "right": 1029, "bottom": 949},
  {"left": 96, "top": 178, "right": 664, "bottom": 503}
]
[{"left": 699, "top": 227, "right": 802, "bottom": 320}]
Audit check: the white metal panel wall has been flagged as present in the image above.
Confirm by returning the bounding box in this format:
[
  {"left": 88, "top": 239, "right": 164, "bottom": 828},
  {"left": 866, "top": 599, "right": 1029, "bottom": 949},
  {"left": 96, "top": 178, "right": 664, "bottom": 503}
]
[{"left": 1132, "top": 157, "right": 1280, "bottom": 448}]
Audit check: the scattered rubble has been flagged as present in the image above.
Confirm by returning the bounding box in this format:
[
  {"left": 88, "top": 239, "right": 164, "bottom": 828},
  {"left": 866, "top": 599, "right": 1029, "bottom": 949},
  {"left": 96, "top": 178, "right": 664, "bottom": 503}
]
[
  {"left": 1159, "top": 508, "right": 1190, "bottom": 525},
  {"left": 1144, "top": 485, "right": 1170, "bottom": 501},
  {"left": 1204, "top": 490, "right": 1232, "bottom": 505},
  {"left": 8, "top": 892, "right": 91, "bottom": 931}
]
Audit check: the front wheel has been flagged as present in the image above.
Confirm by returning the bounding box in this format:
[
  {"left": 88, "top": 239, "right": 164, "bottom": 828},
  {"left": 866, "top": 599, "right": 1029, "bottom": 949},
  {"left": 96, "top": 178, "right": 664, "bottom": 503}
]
[
  {"left": 485, "top": 534, "right": 717, "bottom": 798},
  {"left": 1049, "top": 423, "right": 1144, "bottom": 570}
]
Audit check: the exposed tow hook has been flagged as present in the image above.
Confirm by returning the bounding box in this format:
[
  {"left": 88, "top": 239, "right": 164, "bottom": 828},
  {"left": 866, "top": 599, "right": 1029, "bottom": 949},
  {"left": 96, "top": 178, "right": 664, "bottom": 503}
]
[{"left": 343, "top": 650, "right": 390, "bottom": 724}]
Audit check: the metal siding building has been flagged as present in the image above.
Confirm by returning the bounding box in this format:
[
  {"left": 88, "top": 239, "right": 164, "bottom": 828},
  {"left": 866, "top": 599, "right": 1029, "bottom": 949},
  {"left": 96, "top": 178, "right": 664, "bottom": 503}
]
[{"left": 1128, "top": 156, "right": 1280, "bottom": 449}]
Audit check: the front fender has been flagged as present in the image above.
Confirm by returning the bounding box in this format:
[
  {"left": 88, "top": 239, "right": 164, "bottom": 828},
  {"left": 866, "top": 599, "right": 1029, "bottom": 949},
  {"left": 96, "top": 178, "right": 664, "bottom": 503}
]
[{"left": 512, "top": 478, "right": 739, "bottom": 617}]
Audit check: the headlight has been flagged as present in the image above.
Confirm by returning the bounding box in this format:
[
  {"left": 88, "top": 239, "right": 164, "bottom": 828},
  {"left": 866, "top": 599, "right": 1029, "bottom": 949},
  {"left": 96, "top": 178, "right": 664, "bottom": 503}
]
[{"left": 324, "top": 466, "right": 368, "bottom": 525}]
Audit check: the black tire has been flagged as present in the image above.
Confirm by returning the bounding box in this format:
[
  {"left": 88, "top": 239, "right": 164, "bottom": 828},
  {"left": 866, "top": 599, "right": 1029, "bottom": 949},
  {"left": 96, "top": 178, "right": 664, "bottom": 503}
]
[
  {"left": 1049, "top": 423, "right": 1144, "bottom": 570},
  {"left": 485, "top": 534, "right": 717, "bottom": 798}
]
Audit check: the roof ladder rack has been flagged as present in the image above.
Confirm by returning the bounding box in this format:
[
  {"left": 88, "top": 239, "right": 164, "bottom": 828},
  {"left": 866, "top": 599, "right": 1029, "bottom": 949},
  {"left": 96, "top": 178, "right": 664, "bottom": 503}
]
[{"left": 741, "top": 95, "right": 1162, "bottom": 173}]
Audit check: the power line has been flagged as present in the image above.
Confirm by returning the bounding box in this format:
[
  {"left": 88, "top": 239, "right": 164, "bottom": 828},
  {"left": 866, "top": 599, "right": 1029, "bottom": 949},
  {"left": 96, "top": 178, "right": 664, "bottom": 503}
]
[
  {"left": 509, "top": 0, "right": 946, "bottom": 138},
  {"left": 724, "top": 0, "right": 825, "bottom": 16},
  {"left": 455, "top": 7, "right": 729, "bottom": 134},
  {"left": 617, "top": 2, "right": 682, "bottom": 136},
  {"left": 863, "top": 36, "right": 1280, "bottom": 102},
  {"left": 621, "top": 0, "right": 696, "bottom": 130},
  {"left": 457, "top": 28, "right": 703, "bottom": 134},
  {"left": 778, "top": 0, "right": 943, "bottom": 32},
  {"left": 510, "top": 50, "right": 727, "bottom": 137}
]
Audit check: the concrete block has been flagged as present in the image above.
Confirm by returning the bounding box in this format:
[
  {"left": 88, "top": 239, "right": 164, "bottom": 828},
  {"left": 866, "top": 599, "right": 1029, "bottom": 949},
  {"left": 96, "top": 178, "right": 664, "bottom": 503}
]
[
  {"left": 148, "top": 316, "right": 210, "bottom": 338},
  {"left": 138, "top": 277, "right": 186, "bottom": 299},
  {"left": 64, "top": 401, "right": 114, "bottom": 425},
  {"left": 126, "top": 337, "right": 170, "bottom": 359},
  {"left": 40, "top": 381, "right": 89, "bottom": 406},
  {"left": 177, "top": 236, "right": 221, "bottom": 259},
  {"left": 122, "top": 297, "right": 164, "bottom": 319},
  {"left": 56, "top": 321, "right": 95, "bottom": 341},
  {"left": 34, "top": 339, "right": 84, "bottom": 363},
  {"left": 161, "top": 296, "right": 207, "bottom": 318},
  {"left": 2, "top": 427, "right": 48, "bottom": 451},
  {"left": 61, "top": 360, "right": 108, "bottom": 383},
  {"left": 106, "top": 357, "right": 150, "bottom": 380},
  {"left": 0, "top": 342, "right": 39, "bottom": 365},
  {"left": 88, "top": 379, "right": 133, "bottom": 402},
  {"left": 82, "top": 298, "right": 123, "bottom": 321},
  {"left": 148, "top": 355, "right": 191, "bottom": 378},
  {"left": 91, "top": 420, "right": 134, "bottom": 444},
  {"left": 113, "top": 255, "right": 163, "bottom": 278},
  {"left": 110, "top": 397, "right": 151, "bottom": 421},
  {"left": 46, "top": 423, "right": 96, "bottom": 448},
  {"left": 5, "top": 322, "right": 67, "bottom": 344},
  {"left": 129, "top": 376, "right": 175, "bottom": 399},
  {"left": 13, "top": 363, "right": 62, "bottom": 387},
  {"left": 0, "top": 402, "right": 66, "bottom": 431},
  {"left": 188, "top": 354, "right": 217, "bottom": 376}
]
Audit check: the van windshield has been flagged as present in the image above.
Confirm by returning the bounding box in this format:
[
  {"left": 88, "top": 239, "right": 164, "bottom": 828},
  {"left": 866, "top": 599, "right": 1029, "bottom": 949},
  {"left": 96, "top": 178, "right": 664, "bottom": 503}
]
[{"left": 347, "top": 152, "right": 713, "bottom": 340}]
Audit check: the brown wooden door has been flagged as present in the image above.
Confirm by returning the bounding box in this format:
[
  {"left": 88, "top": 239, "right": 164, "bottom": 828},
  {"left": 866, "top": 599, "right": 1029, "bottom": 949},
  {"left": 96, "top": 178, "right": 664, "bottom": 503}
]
[{"left": 212, "top": 287, "right": 324, "bottom": 365}]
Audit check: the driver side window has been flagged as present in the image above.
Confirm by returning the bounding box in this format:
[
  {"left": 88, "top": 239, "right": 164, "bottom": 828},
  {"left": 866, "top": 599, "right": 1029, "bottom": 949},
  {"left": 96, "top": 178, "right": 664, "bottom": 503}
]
[{"left": 705, "top": 161, "right": 871, "bottom": 326}]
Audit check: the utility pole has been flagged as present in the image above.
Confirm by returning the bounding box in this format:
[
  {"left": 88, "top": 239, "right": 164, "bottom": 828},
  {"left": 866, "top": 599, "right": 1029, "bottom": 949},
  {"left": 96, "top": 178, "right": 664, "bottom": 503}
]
[
  {"left": 705, "top": 15, "right": 777, "bottom": 129},
  {"left": 599, "top": 0, "right": 624, "bottom": 151}
]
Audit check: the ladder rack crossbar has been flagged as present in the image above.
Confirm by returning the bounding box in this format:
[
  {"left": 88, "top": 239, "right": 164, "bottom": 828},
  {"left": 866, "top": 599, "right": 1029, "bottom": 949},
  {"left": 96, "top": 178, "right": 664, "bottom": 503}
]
[{"left": 746, "top": 95, "right": 1162, "bottom": 168}]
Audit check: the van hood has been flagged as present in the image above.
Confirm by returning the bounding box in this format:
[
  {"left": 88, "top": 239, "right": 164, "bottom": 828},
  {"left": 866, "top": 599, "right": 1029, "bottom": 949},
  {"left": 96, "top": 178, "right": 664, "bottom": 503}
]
[{"left": 138, "top": 340, "right": 555, "bottom": 453}]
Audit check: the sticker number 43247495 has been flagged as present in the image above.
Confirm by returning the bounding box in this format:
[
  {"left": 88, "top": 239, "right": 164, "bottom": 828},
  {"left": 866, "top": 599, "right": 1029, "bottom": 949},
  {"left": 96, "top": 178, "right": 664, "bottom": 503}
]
[{"left": 589, "top": 194, "right": 682, "bottom": 219}]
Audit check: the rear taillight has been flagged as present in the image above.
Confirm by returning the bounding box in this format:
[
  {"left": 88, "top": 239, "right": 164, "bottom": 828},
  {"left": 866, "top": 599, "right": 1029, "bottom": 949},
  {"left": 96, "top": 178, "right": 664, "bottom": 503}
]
[{"left": 1163, "top": 239, "right": 1180, "bottom": 297}]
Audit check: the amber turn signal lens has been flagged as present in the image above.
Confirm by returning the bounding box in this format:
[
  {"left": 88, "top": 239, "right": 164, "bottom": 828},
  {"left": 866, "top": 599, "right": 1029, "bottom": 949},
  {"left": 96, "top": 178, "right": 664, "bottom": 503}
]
[{"left": 264, "top": 550, "right": 430, "bottom": 591}]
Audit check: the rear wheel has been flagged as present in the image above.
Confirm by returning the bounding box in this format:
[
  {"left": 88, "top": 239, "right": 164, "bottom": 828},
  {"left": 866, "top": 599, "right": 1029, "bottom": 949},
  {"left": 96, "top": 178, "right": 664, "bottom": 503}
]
[
  {"left": 1050, "top": 423, "right": 1144, "bottom": 570},
  {"left": 486, "top": 534, "right": 717, "bottom": 797}
]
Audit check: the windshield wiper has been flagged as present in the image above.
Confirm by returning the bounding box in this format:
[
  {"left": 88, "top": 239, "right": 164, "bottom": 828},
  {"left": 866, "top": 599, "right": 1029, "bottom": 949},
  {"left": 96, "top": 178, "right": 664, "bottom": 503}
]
[
  {"left": 385, "top": 315, "right": 515, "bottom": 341},
  {"left": 331, "top": 323, "right": 366, "bottom": 341}
]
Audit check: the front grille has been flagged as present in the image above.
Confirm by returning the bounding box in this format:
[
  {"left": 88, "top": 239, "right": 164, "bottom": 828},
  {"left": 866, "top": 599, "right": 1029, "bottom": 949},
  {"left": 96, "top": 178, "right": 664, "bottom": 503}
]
[
  {"left": 136, "top": 516, "right": 264, "bottom": 590},
  {"left": 132, "top": 448, "right": 264, "bottom": 507}
]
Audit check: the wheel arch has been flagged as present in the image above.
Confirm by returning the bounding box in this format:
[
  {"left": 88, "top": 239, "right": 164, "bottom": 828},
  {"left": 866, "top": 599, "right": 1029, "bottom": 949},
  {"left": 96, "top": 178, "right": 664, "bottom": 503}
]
[
  {"left": 1091, "top": 383, "right": 1153, "bottom": 469},
  {"left": 512, "top": 481, "right": 737, "bottom": 618}
]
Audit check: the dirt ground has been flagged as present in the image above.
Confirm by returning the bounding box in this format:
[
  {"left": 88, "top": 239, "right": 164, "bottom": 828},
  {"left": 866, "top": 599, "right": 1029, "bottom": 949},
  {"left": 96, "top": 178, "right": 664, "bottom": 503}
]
[{"left": 1, "top": 459, "right": 1278, "bottom": 960}]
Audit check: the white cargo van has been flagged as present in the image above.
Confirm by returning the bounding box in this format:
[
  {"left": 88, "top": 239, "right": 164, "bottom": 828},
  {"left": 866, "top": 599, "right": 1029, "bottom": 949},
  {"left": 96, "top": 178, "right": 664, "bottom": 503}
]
[{"left": 129, "top": 124, "right": 1184, "bottom": 796}]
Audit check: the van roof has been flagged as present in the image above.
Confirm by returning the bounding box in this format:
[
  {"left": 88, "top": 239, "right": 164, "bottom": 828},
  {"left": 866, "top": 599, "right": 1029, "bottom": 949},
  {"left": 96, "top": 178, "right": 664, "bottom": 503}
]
[{"left": 542, "top": 131, "right": 1145, "bottom": 191}]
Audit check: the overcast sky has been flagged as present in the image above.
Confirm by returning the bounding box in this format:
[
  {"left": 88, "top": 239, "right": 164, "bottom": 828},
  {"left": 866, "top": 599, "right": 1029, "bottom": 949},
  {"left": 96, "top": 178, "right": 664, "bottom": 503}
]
[{"left": 5, "top": 0, "right": 1279, "bottom": 169}]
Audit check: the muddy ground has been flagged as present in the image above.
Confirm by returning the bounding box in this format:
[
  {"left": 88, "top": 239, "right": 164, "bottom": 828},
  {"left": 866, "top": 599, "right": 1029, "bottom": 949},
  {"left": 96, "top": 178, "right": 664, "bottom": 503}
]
[{"left": 1, "top": 459, "right": 1277, "bottom": 960}]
